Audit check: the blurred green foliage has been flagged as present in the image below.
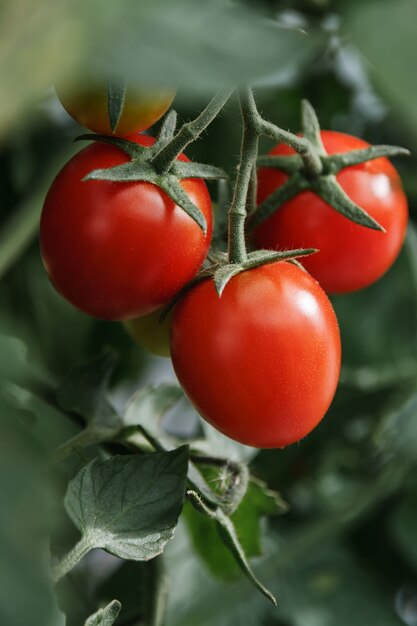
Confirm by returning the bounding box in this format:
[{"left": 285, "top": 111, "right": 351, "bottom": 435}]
[{"left": 2, "top": 0, "right": 417, "bottom": 625}]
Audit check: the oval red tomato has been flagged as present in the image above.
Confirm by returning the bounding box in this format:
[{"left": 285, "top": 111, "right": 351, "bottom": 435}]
[
  {"left": 253, "top": 131, "right": 408, "bottom": 294},
  {"left": 40, "top": 135, "right": 212, "bottom": 320},
  {"left": 171, "top": 262, "right": 341, "bottom": 448}
]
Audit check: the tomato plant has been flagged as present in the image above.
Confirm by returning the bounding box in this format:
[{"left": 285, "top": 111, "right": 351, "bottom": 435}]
[
  {"left": 40, "top": 134, "right": 212, "bottom": 320},
  {"left": 171, "top": 261, "right": 341, "bottom": 448},
  {"left": 56, "top": 82, "right": 175, "bottom": 135},
  {"left": 124, "top": 308, "right": 171, "bottom": 357},
  {"left": 253, "top": 131, "right": 408, "bottom": 293}
]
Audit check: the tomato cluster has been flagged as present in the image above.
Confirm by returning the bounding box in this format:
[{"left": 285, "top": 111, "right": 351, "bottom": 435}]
[{"left": 41, "top": 88, "right": 408, "bottom": 449}]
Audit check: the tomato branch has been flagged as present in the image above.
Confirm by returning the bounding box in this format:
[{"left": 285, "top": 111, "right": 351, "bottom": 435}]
[{"left": 151, "top": 89, "right": 233, "bottom": 174}]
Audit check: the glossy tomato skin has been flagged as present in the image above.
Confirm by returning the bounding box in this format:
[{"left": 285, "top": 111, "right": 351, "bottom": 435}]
[
  {"left": 124, "top": 309, "right": 172, "bottom": 358},
  {"left": 171, "top": 262, "right": 341, "bottom": 448},
  {"left": 40, "top": 135, "right": 212, "bottom": 320},
  {"left": 253, "top": 131, "right": 408, "bottom": 294},
  {"left": 56, "top": 83, "right": 175, "bottom": 136}
]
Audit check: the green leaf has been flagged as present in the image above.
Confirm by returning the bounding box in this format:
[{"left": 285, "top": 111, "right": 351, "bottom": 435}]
[
  {"left": 197, "top": 420, "right": 258, "bottom": 464},
  {"left": 122, "top": 389, "right": 237, "bottom": 511},
  {"left": 0, "top": 0, "right": 319, "bottom": 139},
  {"left": 232, "top": 479, "right": 288, "bottom": 556},
  {"left": 122, "top": 383, "right": 184, "bottom": 444},
  {"left": 187, "top": 490, "right": 276, "bottom": 605},
  {"left": 185, "top": 478, "right": 287, "bottom": 581},
  {"left": 0, "top": 406, "right": 66, "bottom": 626},
  {"left": 107, "top": 79, "right": 127, "bottom": 133},
  {"left": 312, "top": 176, "right": 384, "bottom": 231},
  {"left": 345, "top": 0, "right": 417, "bottom": 135},
  {"left": 56, "top": 351, "right": 119, "bottom": 432},
  {"left": 65, "top": 448, "right": 189, "bottom": 560},
  {"left": 85, "top": 600, "right": 121, "bottom": 626},
  {"left": 389, "top": 488, "right": 417, "bottom": 572}
]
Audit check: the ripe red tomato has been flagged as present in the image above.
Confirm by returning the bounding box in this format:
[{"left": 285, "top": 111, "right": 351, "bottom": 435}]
[
  {"left": 253, "top": 131, "right": 408, "bottom": 293},
  {"left": 171, "top": 262, "right": 341, "bottom": 448},
  {"left": 40, "top": 135, "right": 212, "bottom": 320},
  {"left": 56, "top": 83, "right": 175, "bottom": 136}
]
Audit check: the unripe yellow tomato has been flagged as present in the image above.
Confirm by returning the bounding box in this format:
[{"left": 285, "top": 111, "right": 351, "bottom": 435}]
[
  {"left": 56, "top": 82, "right": 175, "bottom": 136},
  {"left": 124, "top": 309, "right": 172, "bottom": 358}
]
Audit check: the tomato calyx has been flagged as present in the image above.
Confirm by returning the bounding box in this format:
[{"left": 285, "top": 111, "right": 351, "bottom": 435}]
[
  {"left": 75, "top": 90, "right": 233, "bottom": 235},
  {"left": 250, "top": 100, "right": 409, "bottom": 231},
  {"left": 106, "top": 79, "right": 127, "bottom": 132},
  {"left": 161, "top": 247, "right": 317, "bottom": 322}
]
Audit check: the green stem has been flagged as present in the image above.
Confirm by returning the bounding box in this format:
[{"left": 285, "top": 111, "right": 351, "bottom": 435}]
[
  {"left": 147, "top": 557, "right": 168, "bottom": 626},
  {"left": 259, "top": 120, "right": 322, "bottom": 179},
  {"left": 49, "top": 427, "right": 102, "bottom": 464},
  {"left": 152, "top": 89, "right": 233, "bottom": 174},
  {"left": 227, "top": 88, "right": 260, "bottom": 263},
  {"left": 247, "top": 162, "right": 258, "bottom": 216},
  {"left": 51, "top": 536, "right": 92, "bottom": 584}
]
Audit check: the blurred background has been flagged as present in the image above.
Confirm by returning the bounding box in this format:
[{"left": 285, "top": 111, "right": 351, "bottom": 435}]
[{"left": 1, "top": 0, "right": 417, "bottom": 624}]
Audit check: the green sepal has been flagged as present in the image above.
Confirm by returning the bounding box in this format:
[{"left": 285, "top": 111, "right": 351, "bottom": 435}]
[
  {"left": 253, "top": 100, "right": 409, "bottom": 231},
  {"left": 172, "top": 161, "right": 228, "bottom": 180},
  {"left": 161, "top": 176, "right": 207, "bottom": 234},
  {"left": 301, "top": 99, "right": 326, "bottom": 154},
  {"left": 214, "top": 248, "right": 317, "bottom": 296},
  {"left": 245, "top": 248, "right": 317, "bottom": 264},
  {"left": 75, "top": 131, "right": 211, "bottom": 233},
  {"left": 83, "top": 160, "right": 156, "bottom": 183},
  {"left": 249, "top": 174, "right": 308, "bottom": 227},
  {"left": 107, "top": 79, "right": 127, "bottom": 133},
  {"left": 311, "top": 176, "right": 385, "bottom": 231},
  {"left": 151, "top": 110, "right": 178, "bottom": 152},
  {"left": 75, "top": 134, "right": 144, "bottom": 158},
  {"left": 214, "top": 265, "right": 246, "bottom": 297},
  {"left": 327, "top": 145, "right": 410, "bottom": 174}
]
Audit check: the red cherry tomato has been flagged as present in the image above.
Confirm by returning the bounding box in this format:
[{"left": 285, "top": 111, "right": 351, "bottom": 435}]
[
  {"left": 253, "top": 131, "right": 408, "bottom": 294},
  {"left": 40, "top": 135, "right": 212, "bottom": 320},
  {"left": 171, "top": 262, "right": 341, "bottom": 448}
]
